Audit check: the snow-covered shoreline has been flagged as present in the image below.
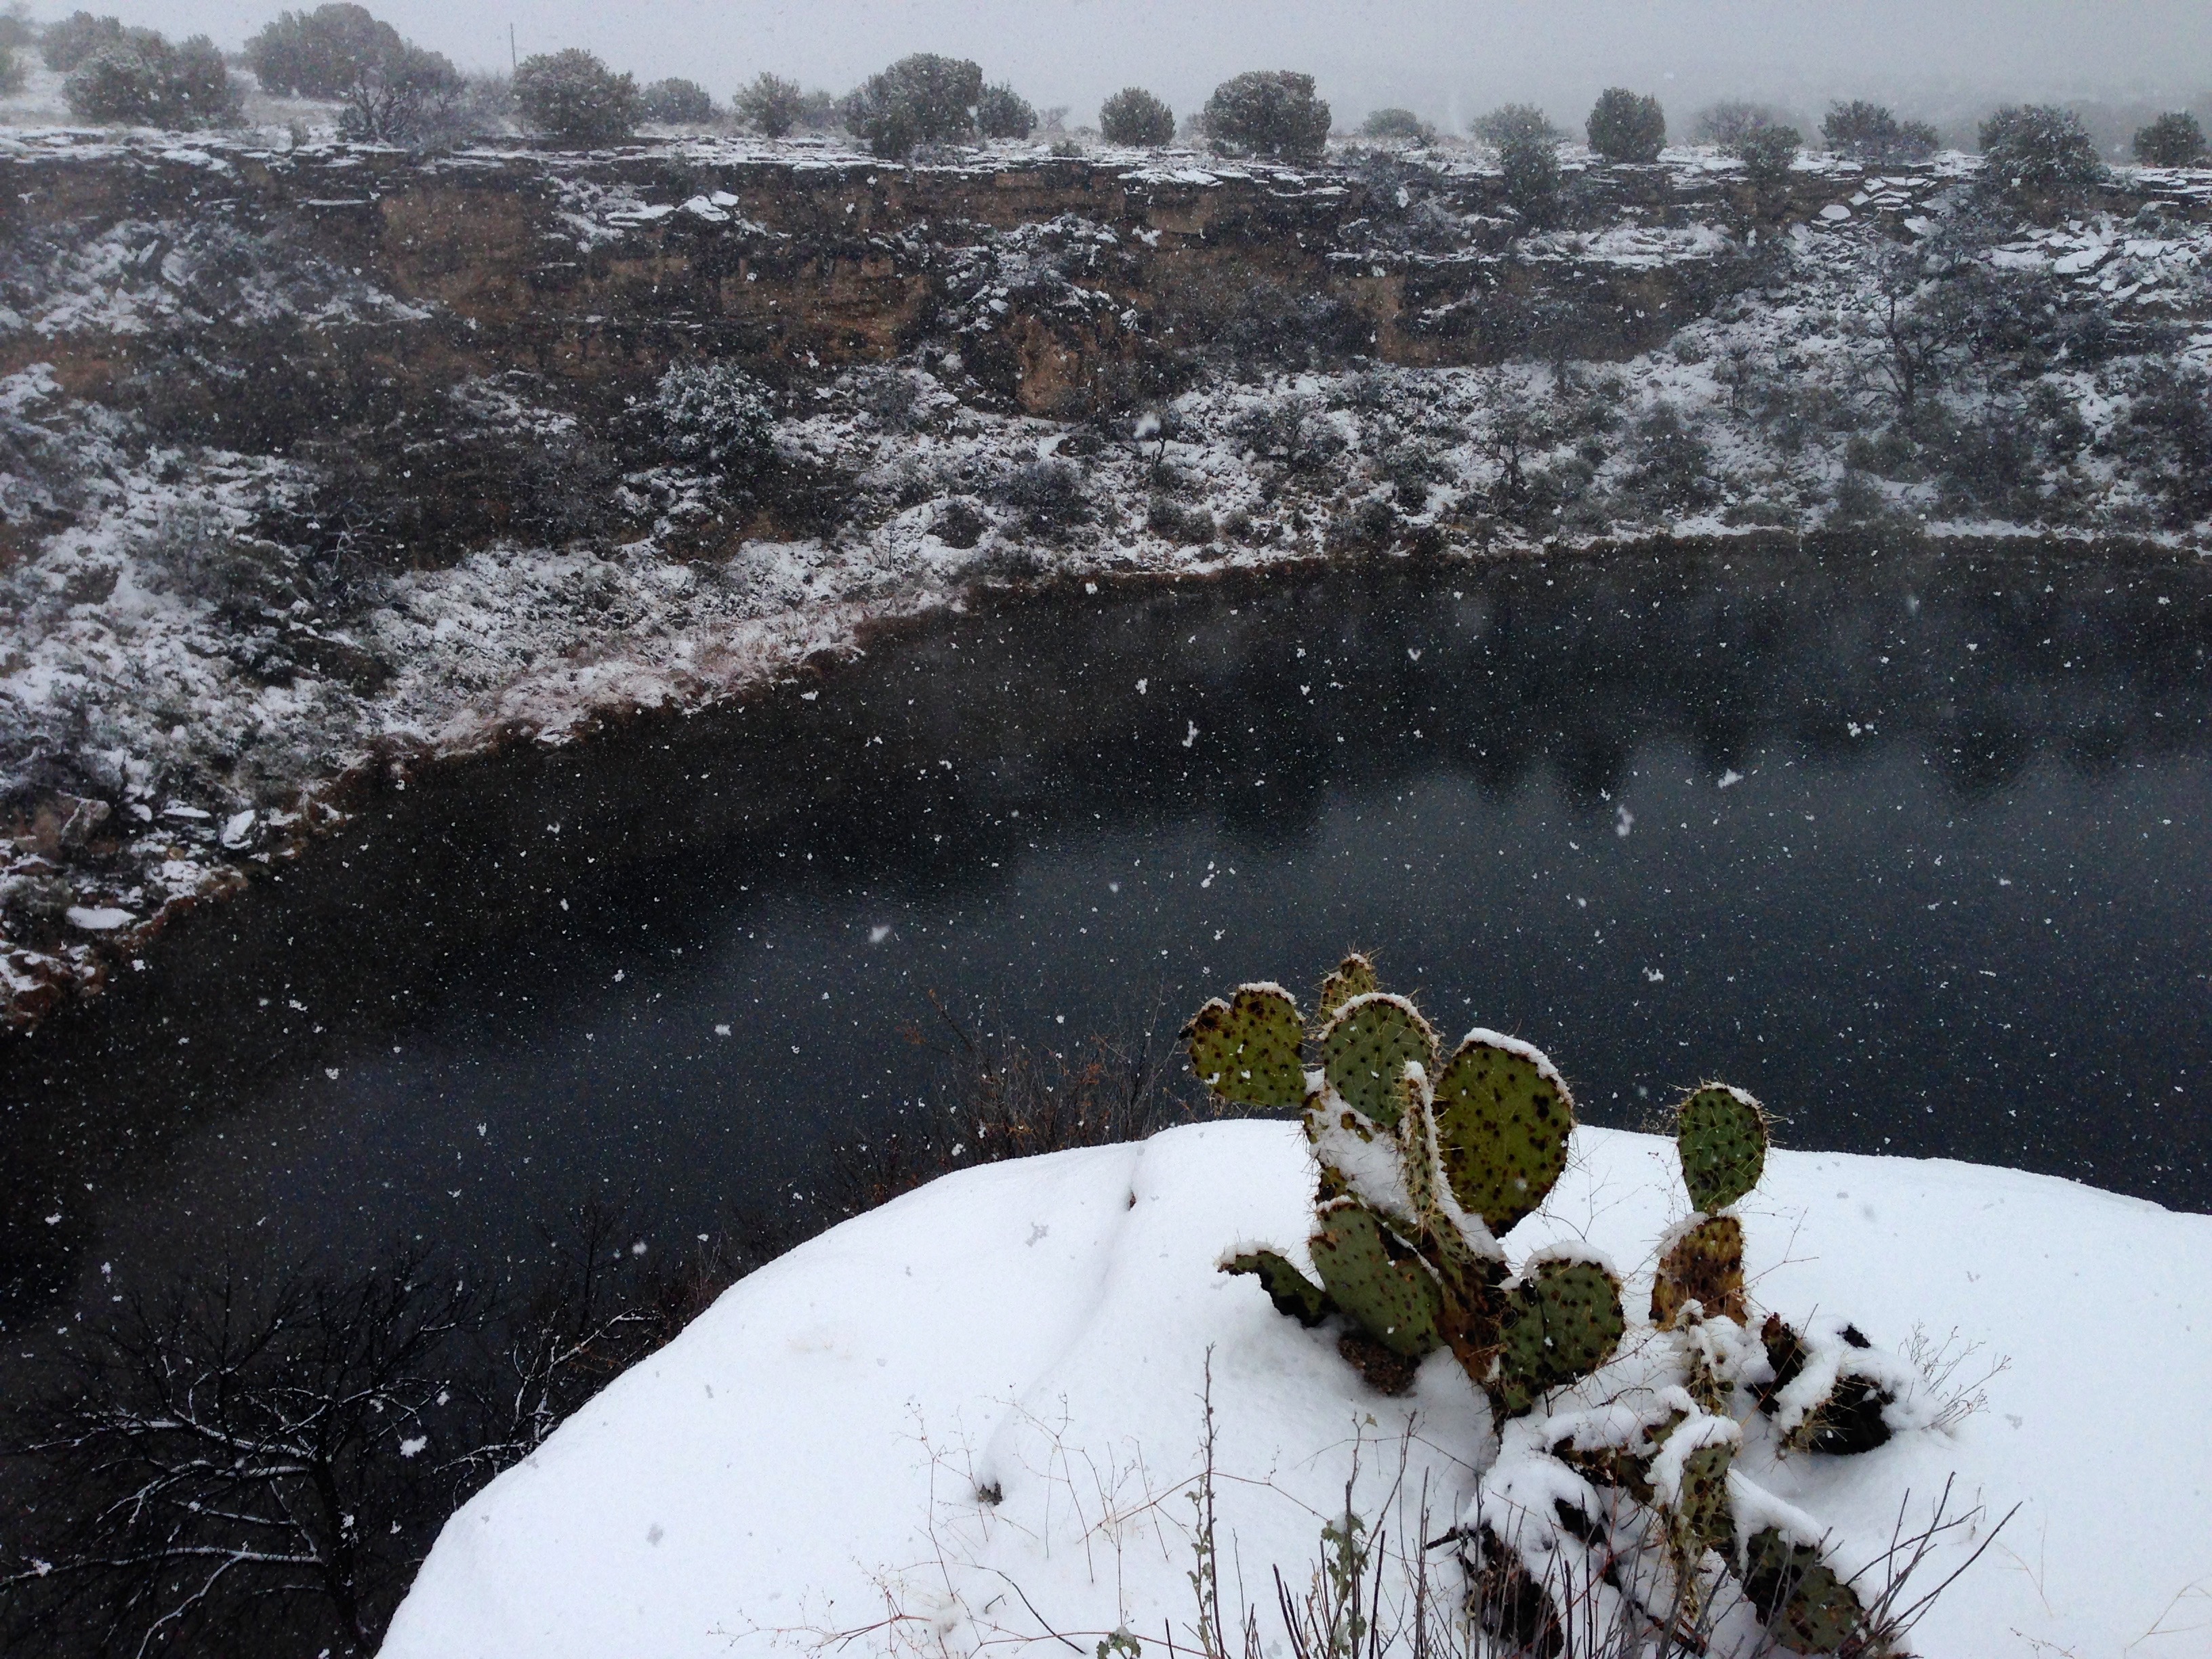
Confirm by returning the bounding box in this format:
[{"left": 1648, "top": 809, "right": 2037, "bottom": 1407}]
[{"left": 380, "top": 1118, "right": 2212, "bottom": 1658}]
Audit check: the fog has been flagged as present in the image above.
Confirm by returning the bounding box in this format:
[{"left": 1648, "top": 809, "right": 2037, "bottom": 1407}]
[{"left": 41, "top": 0, "right": 2212, "bottom": 137}]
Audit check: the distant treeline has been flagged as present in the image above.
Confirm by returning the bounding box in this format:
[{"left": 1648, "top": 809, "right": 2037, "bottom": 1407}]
[{"left": 3, "top": 3, "right": 2205, "bottom": 170}]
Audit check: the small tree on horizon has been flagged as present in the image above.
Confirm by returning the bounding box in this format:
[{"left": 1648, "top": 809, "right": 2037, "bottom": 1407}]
[
  {"left": 514, "top": 47, "right": 640, "bottom": 148},
  {"left": 640, "top": 76, "right": 716, "bottom": 125},
  {"left": 1694, "top": 99, "right": 1786, "bottom": 148},
  {"left": 1472, "top": 102, "right": 1559, "bottom": 147},
  {"left": 1203, "top": 70, "right": 1331, "bottom": 161},
  {"left": 64, "top": 30, "right": 240, "bottom": 128},
  {"left": 1978, "top": 104, "right": 2106, "bottom": 213},
  {"left": 731, "top": 71, "right": 803, "bottom": 137},
  {"left": 1496, "top": 125, "right": 1562, "bottom": 222},
  {"left": 841, "top": 52, "right": 983, "bottom": 158},
  {"left": 39, "top": 8, "right": 123, "bottom": 72},
  {"left": 1586, "top": 87, "right": 1665, "bottom": 163},
  {"left": 1822, "top": 99, "right": 1941, "bottom": 164},
  {"left": 976, "top": 81, "right": 1036, "bottom": 140},
  {"left": 1735, "top": 122, "right": 1802, "bottom": 184},
  {"left": 1099, "top": 85, "right": 1174, "bottom": 147},
  {"left": 2133, "top": 110, "right": 2207, "bottom": 168},
  {"left": 1360, "top": 106, "right": 1433, "bottom": 144}
]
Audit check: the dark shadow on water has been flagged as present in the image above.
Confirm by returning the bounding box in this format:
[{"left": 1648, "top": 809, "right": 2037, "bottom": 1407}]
[{"left": 3, "top": 541, "right": 2210, "bottom": 1345}]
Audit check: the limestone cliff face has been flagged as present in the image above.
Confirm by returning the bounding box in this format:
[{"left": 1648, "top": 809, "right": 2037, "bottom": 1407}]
[{"left": 0, "top": 138, "right": 1931, "bottom": 422}]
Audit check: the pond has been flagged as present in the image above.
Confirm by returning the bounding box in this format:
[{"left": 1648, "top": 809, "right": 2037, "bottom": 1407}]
[{"left": 3, "top": 542, "right": 2209, "bottom": 1347}]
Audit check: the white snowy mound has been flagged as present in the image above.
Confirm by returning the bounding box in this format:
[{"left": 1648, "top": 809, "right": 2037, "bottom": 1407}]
[{"left": 381, "top": 1122, "right": 2212, "bottom": 1658}]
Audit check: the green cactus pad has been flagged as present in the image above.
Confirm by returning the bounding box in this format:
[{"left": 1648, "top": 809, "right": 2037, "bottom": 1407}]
[
  {"left": 1652, "top": 1214, "right": 1747, "bottom": 1328},
  {"left": 1223, "top": 1250, "right": 1332, "bottom": 1327},
  {"left": 1431, "top": 1033, "right": 1576, "bottom": 1234},
  {"left": 1321, "top": 994, "right": 1439, "bottom": 1128},
  {"left": 1676, "top": 1085, "right": 1769, "bottom": 1213},
  {"left": 1742, "top": 1529, "right": 1869, "bottom": 1654},
  {"left": 1317, "top": 953, "right": 1379, "bottom": 1023},
  {"left": 1184, "top": 985, "right": 1305, "bottom": 1111},
  {"left": 1493, "top": 1256, "right": 1624, "bottom": 1416},
  {"left": 1308, "top": 1201, "right": 1443, "bottom": 1360},
  {"left": 1660, "top": 1433, "right": 1736, "bottom": 1559}
]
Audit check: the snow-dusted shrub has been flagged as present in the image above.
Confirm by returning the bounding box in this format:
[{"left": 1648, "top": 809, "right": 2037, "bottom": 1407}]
[
  {"left": 1626, "top": 405, "right": 1719, "bottom": 514},
  {"left": 976, "top": 82, "right": 1036, "bottom": 140},
  {"left": 1359, "top": 107, "right": 1433, "bottom": 144},
  {"left": 1099, "top": 85, "right": 1174, "bottom": 148},
  {"left": 2115, "top": 364, "right": 2212, "bottom": 528},
  {"left": 1585, "top": 87, "right": 1665, "bottom": 163},
  {"left": 640, "top": 76, "right": 715, "bottom": 125},
  {"left": 514, "top": 48, "right": 640, "bottom": 148},
  {"left": 2133, "top": 110, "right": 2207, "bottom": 168},
  {"left": 1732, "top": 123, "right": 1801, "bottom": 184},
  {"left": 996, "top": 457, "right": 1090, "bottom": 540},
  {"left": 841, "top": 53, "right": 982, "bottom": 159},
  {"left": 1496, "top": 124, "right": 1562, "bottom": 221},
  {"left": 1193, "top": 956, "right": 1938, "bottom": 1654},
  {"left": 1146, "top": 492, "right": 1215, "bottom": 545},
  {"left": 1692, "top": 99, "right": 1787, "bottom": 148},
  {"left": 655, "top": 361, "right": 776, "bottom": 474},
  {"left": 1230, "top": 393, "right": 1348, "bottom": 474},
  {"left": 1202, "top": 70, "right": 1330, "bottom": 161},
  {"left": 64, "top": 30, "right": 240, "bottom": 129},
  {"left": 731, "top": 71, "right": 802, "bottom": 137},
  {"left": 1978, "top": 104, "right": 2106, "bottom": 213},
  {"left": 39, "top": 8, "right": 123, "bottom": 73},
  {"left": 1821, "top": 98, "right": 1940, "bottom": 164},
  {"left": 1472, "top": 102, "right": 1559, "bottom": 147}
]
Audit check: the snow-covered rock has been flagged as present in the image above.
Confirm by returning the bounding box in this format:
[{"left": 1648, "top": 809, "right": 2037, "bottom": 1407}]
[{"left": 382, "top": 1120, "right": 2212, "bottom": 1658}]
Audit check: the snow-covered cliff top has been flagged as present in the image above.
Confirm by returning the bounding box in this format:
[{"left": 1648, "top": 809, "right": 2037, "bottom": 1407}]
[{"left": 382, "top": 1120, "right": 2212, "bottom": 1658}]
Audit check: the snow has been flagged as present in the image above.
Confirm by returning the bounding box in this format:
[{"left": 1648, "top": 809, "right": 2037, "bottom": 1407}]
[{"left": 383, "top": 1120, "right": 2212, "bottom": 1658}]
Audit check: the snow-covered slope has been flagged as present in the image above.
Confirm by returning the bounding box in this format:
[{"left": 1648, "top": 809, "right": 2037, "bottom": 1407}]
[{"left": 381, "top": 1120, "right": 2212, "bottom": 1658}]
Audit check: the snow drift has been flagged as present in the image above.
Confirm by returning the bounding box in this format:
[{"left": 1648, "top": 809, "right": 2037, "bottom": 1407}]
[{"left": 380, "top": 1120, "right": 2212, "bottom": 1658}]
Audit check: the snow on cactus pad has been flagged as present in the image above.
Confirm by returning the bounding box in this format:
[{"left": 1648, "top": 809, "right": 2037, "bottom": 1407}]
[{"left": 382, "top": 1122, "right": 2212, "bottom": 1659}]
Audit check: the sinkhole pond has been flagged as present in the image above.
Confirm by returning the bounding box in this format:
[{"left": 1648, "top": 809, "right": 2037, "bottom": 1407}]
[{"left": 3, "top": 542, "right": 2209, "bottom": 1346}]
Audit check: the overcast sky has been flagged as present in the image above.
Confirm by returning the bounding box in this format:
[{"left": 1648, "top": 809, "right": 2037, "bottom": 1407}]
[{"left": 47, "top": 2, "right": 2212, "bottom": 129}]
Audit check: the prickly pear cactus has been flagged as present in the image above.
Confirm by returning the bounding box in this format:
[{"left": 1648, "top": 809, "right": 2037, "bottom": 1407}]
[
  {"left": 1430, "top": 1031, "right": 1576, "bottom": 1234},
  {"left": 1183, "top": 984, "right": 1305, "bottom": 1111},
  {"left": 1308, "top": 1199, "right": 1443, "bottom": 1359},
  {"left": 1677, "top": 1084, "right": 1768, "bottom": 1213},
  {"left": 1741, "top": 1530, "right": 1871, "bottom": 1654},
  {"left": 1652, "top": 1213, "right": 1748, "bottom": 1327},
  {"left": 1321, "top": 993, "right": 1437, "bottom": 1128},
  {"left": 1316, "top": 951, "right": 1378, "bottom": 1025},
  {"left": 1222, "top": 1249, "right": 1331, "bottom": 1327},
  {"left": 1492, "top": 1256, "right": 1625, "bottom": 1415},
  {"left": 1194, "top": 959, "right": 1935, "bottom": 1658},
  {"left": 1650, "top": 1413, "right": 1738, "bottom": 1561}
]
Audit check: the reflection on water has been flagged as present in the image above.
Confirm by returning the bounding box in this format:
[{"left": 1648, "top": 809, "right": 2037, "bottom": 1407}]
[{"left": 3, "top": 544, "right": 2209, "bottom": 1345}]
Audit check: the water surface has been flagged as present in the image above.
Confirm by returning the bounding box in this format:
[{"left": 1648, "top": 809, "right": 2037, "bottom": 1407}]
[{"left": 5, "top": 544, "right": 2209, "bottom": 1343}]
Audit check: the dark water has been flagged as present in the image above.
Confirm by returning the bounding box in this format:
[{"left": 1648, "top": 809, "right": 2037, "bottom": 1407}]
[{"left": 5, "top": 544, "right": 2210, "bottom": 1344}]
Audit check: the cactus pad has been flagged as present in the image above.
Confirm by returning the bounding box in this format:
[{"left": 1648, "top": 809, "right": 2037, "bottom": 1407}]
[
  {"left": 1654, "top": 1423, "right": 1737, "bottom": 1559},
  {"left": 1317, "top": 953, "right": 1378, "bottom": 1023},
  {"left": 1185, "top": 985, "right": 1305, "bottom": 1111},
  {"left": 1431, "top": 1032, "right": 1576, "bottom": 1234},
  {"left": 1308, "top": 1201, "right": 1443, "bottom": 1359},
  {"left": 1493, "top": 1257, "right": 1625, "bottom": 1415},
  {"left": 1321, "top": 994, "right": 1439, "bottom": 1128},
  {"left": 1652, "top": 1214, "right": 1747, "bottom": 1328},
  {"left": 1223, "top": 1250, "right": 1332, "bottom": 1328},
  {"left": 1741, "top": 1530, "right": 1869, "bottom": 1654},
  {"left": 1676, "top": 1084, "right": 1768, "bottom": 1213}
]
